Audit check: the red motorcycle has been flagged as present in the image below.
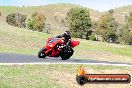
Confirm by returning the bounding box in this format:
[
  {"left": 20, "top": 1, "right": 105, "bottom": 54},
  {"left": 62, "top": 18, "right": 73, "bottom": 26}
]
[{"left": 38, "top": 37, "right": 80, "bottom": 60}]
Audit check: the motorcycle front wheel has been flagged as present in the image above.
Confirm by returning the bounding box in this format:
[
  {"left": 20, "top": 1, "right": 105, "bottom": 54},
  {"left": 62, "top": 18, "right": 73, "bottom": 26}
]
[{"left": 38, "top": 48, "right": 46, "bottom": 58}]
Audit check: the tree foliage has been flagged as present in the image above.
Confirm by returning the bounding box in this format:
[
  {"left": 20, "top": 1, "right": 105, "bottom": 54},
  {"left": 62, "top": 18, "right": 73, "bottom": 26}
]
[
  {"left": 27, "top": 12, "right": 46, "bottom": 32},
  {"left": 117, "top": 14, "right": 132, "bottom": 45},
  {"left": 6, "top": 13, "right": 26, "bottom": 28},
  {"left": 66, "top": 7, "right": 92, "bottom": 38},
  {"left": 95, "top": 13, "right": 118, "bottom": 42},
  {"left": 118, "top": 28, "right": 132, "bottom": 45}
]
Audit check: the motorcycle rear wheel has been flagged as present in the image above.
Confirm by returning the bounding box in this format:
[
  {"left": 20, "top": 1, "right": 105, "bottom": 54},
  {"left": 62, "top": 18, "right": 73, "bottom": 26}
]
[{"left": 61, "top": 48, "right": 74, "bottom": 60}]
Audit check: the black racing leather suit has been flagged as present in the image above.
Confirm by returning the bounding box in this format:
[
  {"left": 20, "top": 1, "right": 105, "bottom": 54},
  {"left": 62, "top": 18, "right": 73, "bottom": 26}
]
[{"left": 56, "top": 34, "right": 71, "bottom": 46}]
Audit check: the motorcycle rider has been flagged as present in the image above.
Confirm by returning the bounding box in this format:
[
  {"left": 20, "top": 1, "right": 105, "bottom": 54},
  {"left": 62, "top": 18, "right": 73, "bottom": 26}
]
[{"left": 56, "top": 31, "right": 71, "bottom": 46}]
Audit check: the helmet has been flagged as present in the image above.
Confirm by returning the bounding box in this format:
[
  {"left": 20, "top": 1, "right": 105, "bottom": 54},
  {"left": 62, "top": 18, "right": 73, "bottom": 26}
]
[{"left": 64, "top": 31, "right": 70, "bottom": 36}]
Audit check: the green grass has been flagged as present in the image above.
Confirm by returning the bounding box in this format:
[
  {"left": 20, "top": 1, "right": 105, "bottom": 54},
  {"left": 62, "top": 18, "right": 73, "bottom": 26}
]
[
  {"left": 0, "top": 22, "right": 52, "bottom": 55},
  {"left": 0, "top": 65, "right": 67, "bottom": 88},
  {"left": 73, "top": 40, "right": 132, "bottom": 63},
  {"left": 74, "top": 39, "right": 132, "bottom": 57},
  {"left": 0, "top": 64, "right": 131, "bottom": 88}
]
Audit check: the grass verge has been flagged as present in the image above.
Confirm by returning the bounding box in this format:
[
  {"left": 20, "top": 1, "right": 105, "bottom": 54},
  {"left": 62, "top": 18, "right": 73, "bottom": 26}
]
[{"left": 0, "top": 64, "right": 131, "bottom": 88}]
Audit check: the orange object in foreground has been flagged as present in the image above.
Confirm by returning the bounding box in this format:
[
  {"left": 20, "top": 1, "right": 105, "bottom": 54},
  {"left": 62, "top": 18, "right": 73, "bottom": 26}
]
[{"left": 76, "top": 66, "right": 131, "bottom": 85}]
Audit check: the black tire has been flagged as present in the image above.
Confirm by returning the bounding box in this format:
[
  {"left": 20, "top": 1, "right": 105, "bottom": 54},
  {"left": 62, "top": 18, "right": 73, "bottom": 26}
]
[
  {"left": 61, "top": 47, "right": 74, "bottom": 60},
  {"left": 38, "top": 48, "right": 46, "bottom": 58},
  {"left": 61, "top": 53, "right": 71, "bottom": 60},
  {"left": 76, "top": 75, "right": 86, "bottom": 85}
]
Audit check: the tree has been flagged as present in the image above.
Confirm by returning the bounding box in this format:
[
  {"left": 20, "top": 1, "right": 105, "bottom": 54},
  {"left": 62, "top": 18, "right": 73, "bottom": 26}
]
[
  {"left": 95, "top": 13, "right": 118, "bottom": 42},
  {"left": 27, "top": 12, "right": 46, "bottom": 32},
  {"left": 117, "top": 14, "right": 132, "bottom": 45},
  {"left": 118, "top": 28, "right": 132, "bottom": 45},
  {"left": 66, "top": 7, "right": 92, "bottom": 39},
  {"left": 6, "top": 13, "right": 26, "bottom": 28},
  {"left": 115, "top": 11, "right": 132, "bottom": 45}
]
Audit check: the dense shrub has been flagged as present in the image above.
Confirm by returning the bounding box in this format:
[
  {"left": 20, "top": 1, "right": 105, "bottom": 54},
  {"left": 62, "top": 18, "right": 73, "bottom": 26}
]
[
  {"left": 27, "top": 12, "right": 46, "bottom": 32},
  {"left": 6, "top": 13, "right": 26, "bottom": 28},
  {"left": 66, "top": 7, "right": 92, "bottom": 39}
]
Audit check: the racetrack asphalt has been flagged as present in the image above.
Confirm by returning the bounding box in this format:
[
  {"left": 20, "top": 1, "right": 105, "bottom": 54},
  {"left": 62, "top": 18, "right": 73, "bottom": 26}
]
[{"left": 0, "top": 53, "right": 132, "bottom": 66}]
